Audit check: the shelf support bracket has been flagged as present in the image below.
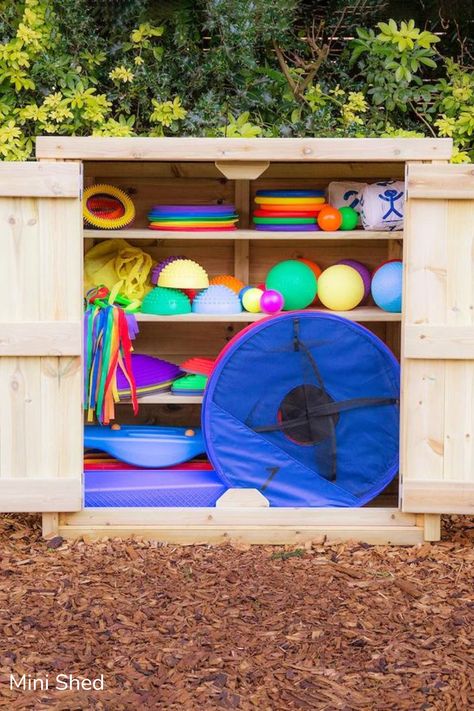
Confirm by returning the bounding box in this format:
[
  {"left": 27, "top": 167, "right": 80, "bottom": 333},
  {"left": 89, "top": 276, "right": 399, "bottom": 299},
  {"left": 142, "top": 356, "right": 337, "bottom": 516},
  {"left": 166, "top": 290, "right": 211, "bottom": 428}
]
[{"left": 215, "top": 161, "right": 270, "bottom": 180}]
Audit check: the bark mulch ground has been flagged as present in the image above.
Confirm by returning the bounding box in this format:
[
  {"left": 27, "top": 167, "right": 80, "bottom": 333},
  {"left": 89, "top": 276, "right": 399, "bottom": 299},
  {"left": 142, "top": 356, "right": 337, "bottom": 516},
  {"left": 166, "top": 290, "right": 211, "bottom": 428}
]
[{"left": 0, "top": 515, "right": 472, "bottom": 710}]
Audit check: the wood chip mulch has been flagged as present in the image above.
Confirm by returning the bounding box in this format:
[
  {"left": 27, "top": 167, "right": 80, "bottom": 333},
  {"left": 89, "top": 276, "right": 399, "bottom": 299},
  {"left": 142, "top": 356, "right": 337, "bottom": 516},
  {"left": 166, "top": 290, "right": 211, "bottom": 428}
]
[{"left": 0, "top": 515, "right": 473, "bottom": 710}]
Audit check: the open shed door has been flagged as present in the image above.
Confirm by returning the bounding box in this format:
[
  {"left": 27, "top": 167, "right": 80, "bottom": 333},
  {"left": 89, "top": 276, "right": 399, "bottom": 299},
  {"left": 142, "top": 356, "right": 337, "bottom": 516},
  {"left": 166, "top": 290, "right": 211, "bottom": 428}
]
[
  {"left": 0, "top": 162, "right": 82, "bottom": 512},
  {"left": 402, "top": 164, "right": 474, "bottom": 514}
]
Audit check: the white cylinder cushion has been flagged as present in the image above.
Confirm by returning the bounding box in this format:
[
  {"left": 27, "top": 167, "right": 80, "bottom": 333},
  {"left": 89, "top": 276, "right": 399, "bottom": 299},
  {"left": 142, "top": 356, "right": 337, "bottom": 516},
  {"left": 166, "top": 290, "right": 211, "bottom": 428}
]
[
  {"left": 360, "top": 181, "right": 405, "bottom": 231},
  {"left": 328, "top": 181, "right": 367, "bottom": 224}
]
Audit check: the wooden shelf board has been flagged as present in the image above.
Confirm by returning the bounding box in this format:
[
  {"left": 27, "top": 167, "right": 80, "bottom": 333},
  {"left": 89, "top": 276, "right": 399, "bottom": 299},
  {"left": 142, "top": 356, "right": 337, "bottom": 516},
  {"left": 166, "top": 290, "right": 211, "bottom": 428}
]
[
  {"left": 135, "top": 307, "right": 401, "bottom": 323},
  {"left": 118, "top": 393, "right": 203, "bottom": 405},
  {"left": 84, "top": 228, "right": 401, "bottom": 241}
]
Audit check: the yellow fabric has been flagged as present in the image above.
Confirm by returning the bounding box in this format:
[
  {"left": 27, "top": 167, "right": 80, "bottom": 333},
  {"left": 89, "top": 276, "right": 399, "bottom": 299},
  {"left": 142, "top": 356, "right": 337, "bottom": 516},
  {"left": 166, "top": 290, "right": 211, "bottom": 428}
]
[{"left": 84, "top": 238, "right": 153, "bottom": 301}]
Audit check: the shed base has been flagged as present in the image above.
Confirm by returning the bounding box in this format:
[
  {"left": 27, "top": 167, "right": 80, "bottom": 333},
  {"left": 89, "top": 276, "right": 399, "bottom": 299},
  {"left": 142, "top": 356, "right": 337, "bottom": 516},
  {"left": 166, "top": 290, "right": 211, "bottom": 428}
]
[{"left": 43, "top": 508, "right": 439, "bottom": 545}]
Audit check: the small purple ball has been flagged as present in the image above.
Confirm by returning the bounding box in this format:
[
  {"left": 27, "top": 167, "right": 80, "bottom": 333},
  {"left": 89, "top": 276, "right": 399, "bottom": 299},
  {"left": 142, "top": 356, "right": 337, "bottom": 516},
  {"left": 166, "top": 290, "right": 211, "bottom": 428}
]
[
  {"left": 337, "top": 259, "right": 371, "bottom": 303},
  {"left": 260, "top": 289, "right": 285, "bottom": 314}
]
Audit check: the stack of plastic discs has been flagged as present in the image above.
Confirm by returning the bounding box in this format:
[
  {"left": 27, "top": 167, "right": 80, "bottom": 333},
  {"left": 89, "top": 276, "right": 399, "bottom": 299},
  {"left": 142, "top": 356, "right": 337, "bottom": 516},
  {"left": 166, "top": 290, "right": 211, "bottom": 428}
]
[
  {"left": 148, "top": 205, "right": 239, "bottom": 231},
  {"left": 253, "top": 190, "right": 327, "bottom": 231},
  {"left": 172, "top": 374, "right": 208, "bottom": 396},
  {"left": 116, "top": 354, "right": 183, "bottom": 400}
]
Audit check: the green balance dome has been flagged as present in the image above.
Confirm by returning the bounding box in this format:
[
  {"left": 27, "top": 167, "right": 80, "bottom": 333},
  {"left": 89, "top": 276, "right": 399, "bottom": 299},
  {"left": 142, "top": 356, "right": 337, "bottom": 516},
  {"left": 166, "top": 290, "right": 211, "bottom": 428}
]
[{"left": 141, "top": 286, "right": 191, "bottom": 315}]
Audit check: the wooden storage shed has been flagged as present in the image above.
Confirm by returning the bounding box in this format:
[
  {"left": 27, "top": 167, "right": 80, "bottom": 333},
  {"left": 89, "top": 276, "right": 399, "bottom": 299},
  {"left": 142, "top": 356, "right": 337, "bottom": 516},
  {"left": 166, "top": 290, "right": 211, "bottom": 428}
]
[{"left": 0, "top": 136, "right": 473, "bottom": 544}]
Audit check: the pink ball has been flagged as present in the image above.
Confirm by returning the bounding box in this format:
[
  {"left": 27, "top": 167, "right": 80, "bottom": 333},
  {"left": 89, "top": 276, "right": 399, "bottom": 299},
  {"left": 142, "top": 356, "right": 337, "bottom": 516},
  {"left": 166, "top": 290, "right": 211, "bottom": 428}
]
[{"left": 260, "top": 289, "right": 284, "bottom": 314}]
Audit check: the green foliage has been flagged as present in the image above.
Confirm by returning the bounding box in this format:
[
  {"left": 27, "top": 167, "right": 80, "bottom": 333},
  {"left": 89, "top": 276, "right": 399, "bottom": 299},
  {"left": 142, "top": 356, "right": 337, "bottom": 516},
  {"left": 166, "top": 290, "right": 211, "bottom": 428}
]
[
  {"left": 433, "top": 60, "right": 474, "bottom": 162},
  {"left": 0, "top": 2, "right": 472, "bottom": 161},
  {"left": 350, "top": 20, "right": 439, "bottom": 110}
]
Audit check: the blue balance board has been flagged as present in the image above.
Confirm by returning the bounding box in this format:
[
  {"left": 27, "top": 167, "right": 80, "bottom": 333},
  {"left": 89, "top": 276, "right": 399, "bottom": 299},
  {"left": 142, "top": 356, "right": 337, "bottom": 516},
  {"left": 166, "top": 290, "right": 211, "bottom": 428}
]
[
  {"left": 84, "top": 425, "right": 206, "bottom": 468},
  {"left": 84, "top": 467, "right": 226, "bottom": 507}
]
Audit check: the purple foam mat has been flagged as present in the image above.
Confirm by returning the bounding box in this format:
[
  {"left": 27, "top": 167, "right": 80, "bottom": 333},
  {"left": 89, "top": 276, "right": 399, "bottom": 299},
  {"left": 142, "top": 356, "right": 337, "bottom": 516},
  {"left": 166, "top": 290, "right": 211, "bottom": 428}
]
[{"left": 84, "top": 468, "right": 226, "bottom": 507}]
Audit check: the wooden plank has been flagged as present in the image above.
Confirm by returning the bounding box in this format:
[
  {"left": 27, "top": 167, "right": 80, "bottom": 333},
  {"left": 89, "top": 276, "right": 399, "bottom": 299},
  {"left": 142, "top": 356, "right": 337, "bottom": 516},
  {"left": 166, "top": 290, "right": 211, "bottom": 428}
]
[
  {"left": 0, "top": 322, "right": 81, "bottom": 356},
  {"left": 404, "top": 325, "right": 474, "bottom": 359},
  {"left": 0, "top": 479, "right": 82, "bottom": 512},
  {"left": 84, "top": 228, "right": 397, "bottom": 241},
  {"left": 36, "top": 136, "right": 452, "bottom": 162},
  {"left": 407, "top": 164, "right": 474, "bottom": 199},
  {"left": 0, "top": 162, "right": 80, "bottom": 197},
  {"left": 84, "top": 160, "right": 406, "bottom": 180},
  {"left": 62, "top": 506, "right": 417, "bottom": 528},
  {"left": 403, "top": 481, "right": 474, "bottom": 514},
  {"left": 234, "top": 180, "right": 250, "bottom": 282},
  {"left": 401, "top": 194, "right": 447, "bottom": 486},
  {"left": 135, "top": 307, "right": 401, "bottom": 323},
  {"left": 57, "top": 524, "right": 425, "bottom": 545},
  {"left": 119, "top": 393, "right": 203, "bottom": 405}
]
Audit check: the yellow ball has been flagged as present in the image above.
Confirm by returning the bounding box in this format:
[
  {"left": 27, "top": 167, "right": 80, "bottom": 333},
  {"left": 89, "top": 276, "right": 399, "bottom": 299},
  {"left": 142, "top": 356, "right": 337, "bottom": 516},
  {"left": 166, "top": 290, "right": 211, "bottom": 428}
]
[
  {"left": 242, "top": 287, "right": 263, "bottom": 313},
  {"left": 317, "top": 265, "right": 364, "bottom": 311}
]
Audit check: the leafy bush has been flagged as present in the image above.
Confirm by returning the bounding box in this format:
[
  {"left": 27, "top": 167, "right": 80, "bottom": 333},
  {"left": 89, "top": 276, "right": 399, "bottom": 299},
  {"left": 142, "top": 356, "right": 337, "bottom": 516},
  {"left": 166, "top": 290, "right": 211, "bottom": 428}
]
[{"left": 0, "top": 0, "right": 472, "bottom": 160}]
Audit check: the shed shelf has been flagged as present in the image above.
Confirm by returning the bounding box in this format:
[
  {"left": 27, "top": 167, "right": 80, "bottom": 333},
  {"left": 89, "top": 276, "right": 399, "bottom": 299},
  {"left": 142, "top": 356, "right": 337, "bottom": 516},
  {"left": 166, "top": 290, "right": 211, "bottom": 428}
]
[
  {"left": 84, "top": 228, "right": 401, "bottom": 241},
  {"left": 135, "top": 307, "right": 401, "bottom": 323},
  {"left": 120, "top": 393, "right": 203, "bottom": 405}
]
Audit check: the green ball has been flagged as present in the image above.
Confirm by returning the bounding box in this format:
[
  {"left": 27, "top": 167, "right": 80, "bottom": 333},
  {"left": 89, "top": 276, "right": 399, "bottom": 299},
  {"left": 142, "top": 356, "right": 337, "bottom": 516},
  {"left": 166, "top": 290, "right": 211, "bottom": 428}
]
[
  {"left": 265, "top": 260, "right": 317, "bottom": 310},
  {"left": 338, "top": 206, "right": 359, "bottom": 231}
]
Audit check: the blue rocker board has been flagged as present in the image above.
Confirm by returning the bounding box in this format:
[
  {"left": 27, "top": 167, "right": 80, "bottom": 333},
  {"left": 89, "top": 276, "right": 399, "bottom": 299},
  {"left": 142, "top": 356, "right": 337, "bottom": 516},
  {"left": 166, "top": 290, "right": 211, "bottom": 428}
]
[
  {"left": 85, "top": 467, "right": 226, "bottom": 507},
  {"left": 202, "top": 312, "right": 400, "bottom": 508},
  {"left": 84, "top": 425, "right": 206, "bottom": 468}
]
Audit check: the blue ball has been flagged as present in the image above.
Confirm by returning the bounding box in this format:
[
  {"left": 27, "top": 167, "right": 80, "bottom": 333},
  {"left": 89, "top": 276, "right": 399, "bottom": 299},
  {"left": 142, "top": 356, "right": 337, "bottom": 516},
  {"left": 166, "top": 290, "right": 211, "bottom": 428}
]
[{"left": 371, "top": 261, "right": 402, "bottom": 313}]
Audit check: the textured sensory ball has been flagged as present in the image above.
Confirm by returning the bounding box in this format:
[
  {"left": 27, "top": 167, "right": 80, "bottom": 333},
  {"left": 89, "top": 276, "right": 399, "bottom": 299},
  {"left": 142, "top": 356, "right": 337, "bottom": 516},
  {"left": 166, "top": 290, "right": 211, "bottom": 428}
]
[
  {"left": 242, "top": 287, "right": 264, "bottom": 313},
  {"left": 265, "top": 260, "right": 317, "bottom": 311},
  {"left": 317, "top": 206, "right": 342, "bottom": 232},
  {"left": 371, "top": 260, "right": 402, "bottom": 312},
  {"left": 317, "top": 265, "right": 364, "bottom": 311},
  {"left": 260, "top": 289, "right": 284, "bottom": 314},
  {"left": 338, "top": 206, "right": 359, "bottom": 231}
]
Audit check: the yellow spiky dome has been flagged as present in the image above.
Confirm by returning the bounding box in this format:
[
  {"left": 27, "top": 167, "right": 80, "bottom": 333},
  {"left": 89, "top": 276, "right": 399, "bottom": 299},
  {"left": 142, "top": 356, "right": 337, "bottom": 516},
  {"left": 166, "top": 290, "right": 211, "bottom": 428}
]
[{"left": 158, "top": 259, "right": 209, "bottom": 289}]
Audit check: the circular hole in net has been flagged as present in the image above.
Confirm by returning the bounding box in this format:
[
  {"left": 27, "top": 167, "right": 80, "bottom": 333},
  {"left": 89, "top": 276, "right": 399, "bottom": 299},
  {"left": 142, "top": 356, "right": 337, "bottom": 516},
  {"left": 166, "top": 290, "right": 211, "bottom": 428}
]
[{"left": 278, "top": 384, "right": 339, "bottom": 445}]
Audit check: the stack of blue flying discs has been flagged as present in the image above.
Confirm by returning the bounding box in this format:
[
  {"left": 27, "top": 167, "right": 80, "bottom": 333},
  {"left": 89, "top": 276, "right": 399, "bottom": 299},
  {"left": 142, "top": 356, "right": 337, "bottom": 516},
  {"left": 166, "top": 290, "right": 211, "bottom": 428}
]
[{"left": 148, "top": 204, "right": 239, "bottom": 231}]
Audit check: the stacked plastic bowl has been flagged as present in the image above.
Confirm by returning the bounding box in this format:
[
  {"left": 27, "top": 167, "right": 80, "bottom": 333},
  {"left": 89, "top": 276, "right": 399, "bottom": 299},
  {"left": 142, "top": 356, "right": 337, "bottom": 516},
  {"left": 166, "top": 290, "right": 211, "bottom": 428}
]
[
  {"left": 148, "top": 204, "right": 239, "bottom": 231},
  {"left": 252, "top": 190, "right": 327, "bottom": 231}
]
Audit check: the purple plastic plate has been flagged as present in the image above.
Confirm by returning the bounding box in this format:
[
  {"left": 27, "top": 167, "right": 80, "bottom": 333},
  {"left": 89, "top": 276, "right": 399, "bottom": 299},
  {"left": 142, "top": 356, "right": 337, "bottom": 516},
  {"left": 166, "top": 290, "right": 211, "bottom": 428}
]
[
  {"left": 254, "top": 224, "right": 321, "bottom": 232},
  {"left": 149, "top": 204, "right": 236, "bottom": 215}
]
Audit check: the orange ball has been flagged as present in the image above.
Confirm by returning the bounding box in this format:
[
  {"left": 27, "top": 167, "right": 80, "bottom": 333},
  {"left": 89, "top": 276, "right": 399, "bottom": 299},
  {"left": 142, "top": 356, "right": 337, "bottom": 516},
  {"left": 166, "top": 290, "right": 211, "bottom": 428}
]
[
  {"left": 298, "top": 258, "right": 322, "bottom": 305},
  {"left": 317, "top": 206, "right": 342, "bottom": 232}
]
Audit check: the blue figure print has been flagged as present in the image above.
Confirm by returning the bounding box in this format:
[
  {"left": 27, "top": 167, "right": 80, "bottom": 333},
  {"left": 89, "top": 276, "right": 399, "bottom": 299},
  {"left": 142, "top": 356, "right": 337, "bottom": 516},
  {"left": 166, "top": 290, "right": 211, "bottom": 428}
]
[
  {"left": 379, "top": 188, "right": 403, "bottom": 220},
  {"left": 343, "top": 189, "right": 360, "bottom": 210}
]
